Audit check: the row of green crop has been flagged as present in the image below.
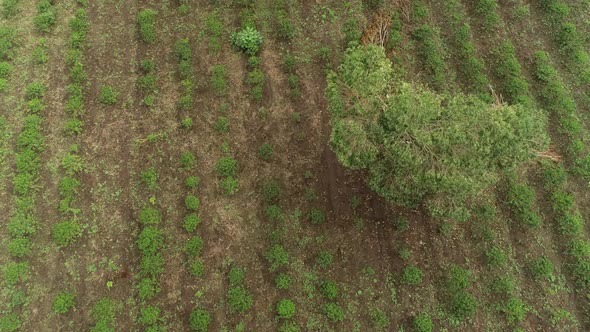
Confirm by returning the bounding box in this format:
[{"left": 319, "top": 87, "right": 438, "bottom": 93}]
[{"left": 537, "top": 0, "right": 590, "bottom": 85}]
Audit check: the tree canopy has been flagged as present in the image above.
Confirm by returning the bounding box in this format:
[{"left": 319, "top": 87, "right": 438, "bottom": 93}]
[{"left": 326, "top": 45, "right": 548, "bottom": 220}]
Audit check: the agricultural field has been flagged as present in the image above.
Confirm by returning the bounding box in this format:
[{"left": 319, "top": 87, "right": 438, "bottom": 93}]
[{"left": 1, "top": 0, "right": 590, "bottom": 331}]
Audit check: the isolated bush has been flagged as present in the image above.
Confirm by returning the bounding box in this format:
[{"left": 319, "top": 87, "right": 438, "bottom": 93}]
[
  {"left": 8, "top": 237, "right": 31, "bottom": 257},
  {"left": 413, "top": 312, "right": 433, "bottom": 332},
  {"left": 139, "top": 207, "right": 161, "bottom": 225},
  {"left": 0, "top": 313, "right": 21, "bottom": 331},
  {"left": 4, "top": 262, "right": 28, "bottom": 285},
  {"left": 214, "top": 116, "right": 229, "bottom": 133},
  {"left": 181, "top": 117, "right": 193, "bottom": 129},
  {"left": 262, "top": 180, "right": 280, "bottom": 202},
  {"left": 230, "top": 26, "right": 263, "bottom": 55},
  {"left": 320, "top": 280, "right": 339, "bottom": 299},
  {"left": 189, "top": 259, "right": 205, "bottom": 277},
  {"left": 568, "top": 239, "right": 590, "bottom": 258},
  {"left": 227, "top": 286, "right": 253, "bottom": 313},
  {"left": 189, "top": 308, "right": 211, "bottom": 332},
  {"left": 137, "top": 277, "right": 160, "bottom": 300},
  {"left": 485, "top": 246, "right": 507, "bottom": 267},
  {"left": 137, "top": 227, "right": 164, "bottom": 254},
  {"left": 229, "top": 267, "right": 245, "bottom": 286},
  {"left": 275, "top": 273, "right": 291, "bottom": 289},
  {"left": 53, "top": 292, "right": 75, "bottom": 314},
  {"left": 139, "top": 305, "right": 160, "bottom": 325},
  {"left": 98, "top": 86, "right": 118, "bottom": 105},
  {"left": 316, "top": 251, "right": 333, "bottom": 269},
  {"left": 184, "top": 214, "right": 202, "bottom": 232},
  {"left": 185, "top": 176, "right": 200, "bottom": 189},
  {"left": 138, "top": 9, "right": 157, "bottom": 43},
  {"left": 308, "top": 208, "right": 325, "bottom": 224},
  {"left": 140, "top": 253, "right": 165, "bottom": 276},
  {"left": 266, "top": 244, "right": 289, "bottom": 271},
  {"left": 221, "top": 176, "right": 239, "bottom": 195},
  {"left": 276, "top": 299, "right": 296, "bottom": 319},
  {"left": 92, "top": 298, "right": 116, "bottom": 324},
  {"left": 531, "top": 256, "right": 553, "bottom": 280},
  {"left": 258, "top": 143, "right": 273, "bottom": 161},
  {"left": 450, "top": 292, "right": 477, "bottom": 319},
  {"left": 401, "top": 265, "right": 423, "bottom": 285},
  {"left": 185, "top": 236, "right": 204, "bottom": 257},
  {"left": 53, "top": 220, "right": 82, "bottom": 247},
  {"left": 26, "top": 82, "right": 46, "bottom": 99},
  {"left": 501, "top": 297, "right": 528, "bottom": 323},
  {"left": 216, "top": 156, "right": 238, "bottom": 177},
  {"left": 324, "top": 302, "right": 344, "bottom": 322},
  {"left": 490, "top": 276, "right": 515, "bottom": 296},
  {"left": 185, "top": 195, "right": 200, "bottom": 211},
  {"left": 265, "top": 205, "right": 283, "bottom": 222}
]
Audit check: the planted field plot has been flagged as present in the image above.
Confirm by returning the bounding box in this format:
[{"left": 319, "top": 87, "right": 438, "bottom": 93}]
[{"left": 2, "top": 0, "right": 590, "bottom": 331}]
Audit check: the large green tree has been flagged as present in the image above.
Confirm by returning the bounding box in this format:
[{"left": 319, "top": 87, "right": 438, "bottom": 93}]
[{"left": 326, "top": 45, "right": 548, "bottom": 220}]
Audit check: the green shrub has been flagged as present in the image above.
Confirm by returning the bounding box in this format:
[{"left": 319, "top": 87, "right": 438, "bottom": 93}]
[
  {"left": 447, "top": 265, "right": 471, "bottom": 293},
  {"left": 138, "top": 9, "right": 157, "bottom": 43},
  {"left": 450, "top": 292, "right": 477, "bottom": 319},
  {"left": 275, "top": 273, "right": 291, "bottom": 289},
  {"left": 2, "top": 0, "right": 18, "bottom": 18},
  {"left": 0, "top": 61, "right": 12, "bottom": 78},
  {"left": 34, "top": 0, "right": 56, "bottom": 32},
  {"left": 8, "top": 237, "right": 31, "bottom": 257},
  {"left": 141, "top": 167, "right": 158, "bottom": 190},
  {"left": 227, "top": 286, "right": 253, "bottom": 313},
  {"left": 369, "top": 308, "right": 390, "bottom": 330},
  {"left": 265, "top": 205, "right": 283, "bottom": 222},
  {"left": 140, "top": 253, "right": 165, "bottom": 276},
  {"left": 53, "top": 292, "right": 75, "bottom": 314},
  {"left": 189, "top": 258, "right": 205, "bottom": 277},
  {"left": 139, "top": 305, "right": 160, "bottom": 325},
  {"left": 551, "top": 191, "right": 574, "bottom": 215},
  {"left": 413, "top": 312, "right": 433, "bottom": 332},
  {"left": 210, "top": 64, "right": 228, "bottom": 94},
  {"left": 214, "top": 116, "right": 229, "bottom": 133},
  {"left": 0, "top": 313, "right": 21, "bottom": 331},
  {"left": 568, "top": 239, "right": 590, "bottom": 258},
  {"left": 137, "top": 226, "right": 164, "bottom": 255},
  {"left": 185, "top": 176, "right": 200, "bottom": 189},
  {"left": 531, "top": 256, "right": 553, "bottom": 280},
  {"left": 181, "top": 117, "right": 193, "bottom": 129},
  {"left": 139, "top": 207, "right": 161, "bottom": 225},
  {"left": 320, "top": 280, "right": 338, "bottom": 299},
  {"left": 324, "top": 302, "right": 344, "bottom": 322},
  {"left": 185, "top": 236, "right": 204, "bottom": 257},
  {"left": 230, "top": 26, "right": 263, "bottom": 55},
  {"left": 485, "top": 245, "right": 507, "bottom": 267},
  {"left": 342, "top": 18, "right": 361, "bottom": 46},
  {"left": 266, "top": 244, "right": 289, "bottom": 271},
  {"left": 4, "top": 262, "right": 28, "bottom": 285},
  {"left": 316, "top": 251, "right": 333, "bottom": 269},
  {"left": 180, "top": 152, "right": 196, "bottom": 169},
  {"left": 98, "top": 85, "right": 118, "bottom": 105},
  {"left": 221, "top": 176, "right": 239, "bottom": 195},
  {"left": 501, "top": 297, "right": 528, "bottom": 323},
  {"left": 229, "top": 267, "right": 245, "bottom": 286},
  {"left": 216, "top": 156, "right": 238, "bottom": 177},
  {"left": 558, "top": 210, "right": 583, "bottom": 236},
  {"left": 401, "top": 265, "right": 423, "bottom": 285},
  {"left": 189, "top": 308, "right": 211, "bottom": 332},
  {"left": 475, "top": 0, "right": 500, "bottom": 30},
  {"left": 258, "top": 143, "right": 273, "bottom": 161},
  {"left": 308, "top": 208, "right": 325, "bottom": 224},
  {"left": 26, "top": 82, "right": 45, "bottom": 99},
  {"left": 64, "top": 118, "right": 84, "bottom": 136},
  {"left": 572, "top": 259, "right": 590, "bottom": 287},
  {"left": 246, "top": 68, "right": 265, "bottom": 100},
  {"left": 184, "top": 214, "right": 202, "bottom": 232},
  {"left": 53, "top": 220, "right": 82, "bottom": 246},
  {"left": 185, "top": 195, "right": 200, "bottom": 211},
  {"left": 92, "top": 297, "right": 116, "bottom": 323},
  {"left": 137, "top": 277, "right": 160, "bottom": 300},
  {"left": 0, "top": 27, "right": 16, "bottom": 60},
  {"left": 278, "top": 321, "right": 300, "bottom": 332},
  {"left": 276, "top": 299, "right": 295, "bottom": 319},
  {"left": 490, "top": 275, "right": 515, "bottom": 296},
  {"left": 262, "top": 180, "right": 280, "bottom": 202},
  {"left": 507, "top": 182, "right": 540, "bottom": 227}
]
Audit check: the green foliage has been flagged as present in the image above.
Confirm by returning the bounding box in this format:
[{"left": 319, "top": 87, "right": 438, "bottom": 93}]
[
  {"left": 227, "top": 286, "right": 253, "bottom": 313},
  {"left": 369, "top": 308, "right": 390, "bottom": 330},
  {"left": 137, "top": 227, "right": 164, "bottom": 255},
  {"left": 184, "top": 214, "right": 202, "bottom": 232},
  {"left": 401, "top": 265, "right": 423, "bottom": 285},
  {"left": 0, "top": 313, "right": 21, "bottom": 332},
  {"left": 278, "top": 321, "right": 300, "bottom": 332},
  {"left": 413, "top": 312, "right": 433, "bottom": 332},
  {"left": 327, "top": 45, "right": 547, "bottom": 220},
  {"left": 98, "top": 86, "right": 118, "bottom": 105},
  {"left": 138, "top": 9, "right": 157, "bottom": 43},
  {"left": 221, "top": 176, "right": 239, "bottom": 195},
  {"left": 507, "top": 182, "right": 541, "bottom": 227},
  {"left": 262, "top": 180, "right": 280, "bottom": 202},
  {"left": 265, "top": 205, "right": 283, "bottom": 222},
  {"left": 490, "top": 41, "right": 531, "bottom": 106},
  {"left": 189, "top": 308, "right": 211, "bottom": 332},
  {"left": 53, "top": 220, "right": 82, "bottom": 247},
  {"left": 447, "top": 265, "right": 471, "bottom": 293},
  {"left": 2, "top": 0, "right": 18, "bottom": 18},
  {"left": 3, "top": 262, "right": 28, "bottom": 285},
  {"left": 266, "top": 244, "right": 289, "bottom": 271},
  {"left": 258, "top": 143, "right": 273, "bottom": 161},
  {"left": 0, "top": 27, "right": 16, "bottom": 60},
  {"left": 491, "top": 276, "right": 515, "bottom": 296},
  {"left": 316, "top": 251, "right": 333, "bottom": 269},
  {"left": 181, "top": 117, "right": 193, "bottom": 129},
  {"left": 189, "top": 259, "right": 205, "bottom": 277},
  {"left": 139, "top": 305, "right": 160, "bottom": 325},
  {"left": 320, "top": 280, "right": 338, "bottom": 300},
  {"left": 141, "top": 167, "right": 158, "bottom": 191},
  {"left": 8, "top": 237, "right": 31, "bottom": 257},
  {"left": 501, "top": 297, "right": 528, "bottom": 324},
  {"left": 214, "top": 117, "right": 229, "bottom": 133},
  {"left": 246, "top": 68, "right": 265, "bottom": 100},
  {"left": 139, "top": 207, "right": 161, "bottom": 225},
  {"left": 53, "top": 292, "right": 75, "bottom": 314},
  {"left": 26, "top": 82, "right": 45, "bottom": 100},
  {"left": 485, "top": 245, "right": 507, "bottom": 267},
  {"left": 412, "top": 24, "right": 446, "bottom": 91},
  {"left": 475, "top": 0, "right": 500, "bottom": 30},
  {"left": 216, "top": 156, "right": 238, "bottom": 177},
  {"left": 137, "top": 277, "right": 160, "bottom": 300},
  {"left": 92, "top": 298, "right": 116, "bottom": 325},
  {"left": 324, "top": 302, "right": 344, "bottom": 322},
  {"left": 308, "top": 208, "right": 325, "bottom": 224},
  {"left": 531, "top": 256, "right": 553, "bottom": 280},
  {"left": 180, "top": 152, "right": 196, "bottom": 169},
  {"left": 450, "top": 292, "right": 477, "bottom": 320},
  {"left": 140, "top": 253, "right": 164, "bottom": 276},
  {"left": 185, "top": 176, "right": 200, "bottom": 190},
  {"left": 185, "top": 236, "right": 204, "bottom": 257},
  {"left": 342, "top": 18, "right": 361, "bottom": 46},
  {"left": 230, "top": 26, "right": 263, "bottom": 55},
  {"left": 0, "top": 62, "right": 12, "bottom": 78},
  {"left": 276, "top": 299, "right": 295, "bottom": 319},
  {"left": 275, "top": 273, "right": 291, "bottom": 289},
  {"left": 34, "top": 0, "right": 56, "bottom": 33},
  {"left": 210, "top": 64, "right": 228, "bottom": 94},
  {"left": 229, "top": 267, "right": 245, "bottom": 286}
]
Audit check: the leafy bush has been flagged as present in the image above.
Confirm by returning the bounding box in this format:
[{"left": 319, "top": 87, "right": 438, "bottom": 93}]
[
  {"left": 229, "top": 267, "right": 245, "bottom": 286},
  {"left": 26, "top": 82, "right": 46, "bottom": 99},
  {"left": 485, "top": 245, "right": 507, "bottom": 267},
  {"left": 53, "top": 220, "right": 82, "bottom": 247},
  {"left": 531, "top": 256, "right": 553, "bottom": 280},
  {"left": 568, "top": 239, "right": 590, "bottom": 258},
  {"left": 137, "top": 227, "right": 164, "bottom": 255},
  {"left": 227, "top": 286, "right": 253, "bottom": 313},
  {"left": 0, "top": 27, "right": 16, "bottom": 60},
  {"left": 369, "top": 308, "right": 390, "bottom": 330},
  {"left": 275, "top": 273, "right": 291, "bottom": 289},
  {"left": 181, "top": 117, "right": 193, "bottom": 129},
  {"left": 316, "top": 251, "right": 333, "bottom": 269},
  {"left": 3, "top": 262, "right": 28, "bottom": 285},
  {"left": 412, "top": 24, "right": 446, "bottom": 91},
  {"left": 324, "top": 302, "right": 344, "bottom": 322},
  {"left": 98, "top": 85, "right": 118, "bottom": 105},
  {"left": 0, "top": 313, "right": 21, "bottom": 331},
  {"left": 401, "top": 265, "right": 423, "bottom": 285},
  {"left": 141, "top": 167, "right": 158, "bottom": 190},
  {"left": 185, "top": 176, "right": 200, "bottom": 189},
  {"left": 216, "top": 157, "right": 238, "bottom": 177},
  {"left": 266, "top": 244, "right": 289, "bottom": 271},
  {"left": 507, "top": 182, "right": 541, "bottom": 227},
  {"left": 185, "top": 195, "right": 200, "bottom": 211},
  {"left": 558, "top": 210, "right": 583, "bottom": 236},
  {"left": 139, "top": 207, "right": 161, "bottom": 225},
  {"left": 138, "top": 9, "right": 157, "bottom": 43},
  {"left": 447, "top": 265, "right": 471, "bottom": 293},
  {"left": 189, "top": 259, "right": 205, "bottom": 277},
  {"left": 262, "top": 180, "right": 280, "bottom": 202},
  {"left": 214, "top": 116, "right": 229, "bottom": 133},
  {"left": 8, "top": 237, "right": 31, "bottom": 257},
  {"left": 137, "top": 277, "right": 160, "bottom": 300},
  {"left": 475, "top": 0, "right": 500, "bottom": 30},
  {"left": 258, "top": 143, "right": 273, "bottom": 161},
  {"left": 185, "top": 236, "right": 204, "bottom": 257},
  {"left": 265, "top": 205, "right": 283, "bottom": 222},
  {"left": 140, "top": 253, "right": 165, "bottom": 276},
  {"left": 2, "top": 0, "right": 18, "bottom": 18},
  {"left": 230, "top": 26, "right": 263, "bottom": 55},
  {"left": 450, "top": 292, "right": 477, "bottom": 319},
  {"left": 92, "top": 298, "right": 116, "bottom": 324},
  {"left": 139, "top": 305, "right": 160, "bottom": 325},
  {"left": 184, "top": 214, "right": 202, "bottom": 232},
  {"left": 320, "top": 280, "right": 339, "bottom": 300},
  {"left": 413, "top": 312, "right": 433, "bottom": 332},
  {"left": 308, "top": 208, "right": 325, "bottom": 224},
  {"left": 490, "top": 276, "right": 515, "bottom": 296},
  {"left": 221, "top": 176, "right": 239, "bottom": 195},
  {"left": 246, "top": 68, "right": 265, "bottom": 100},
  {"left": 277, "top": 299, "right": 296, "bottom": 319},
  {"left": 189, "top": 308, "right": 211, "bottom": 332},
  {"left": 501, "top": 297, "right": 528, "bottom": 323},
  {"left": 34, "top": 0, "right": 56, "bottom": 32},
  {"left": 53, "top": 292, "right": 75, "bottom": 314},
  {"left": 278, "top": 321, "right": 300, "bottom": 332}
]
